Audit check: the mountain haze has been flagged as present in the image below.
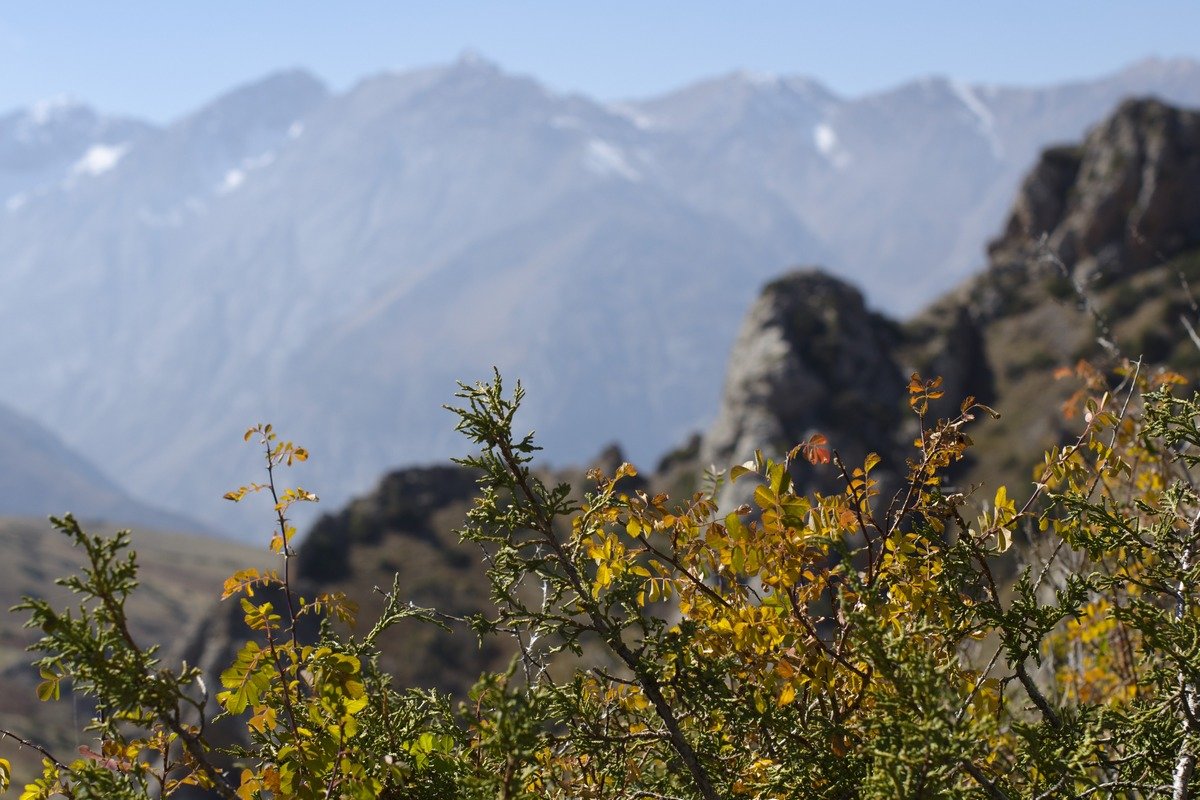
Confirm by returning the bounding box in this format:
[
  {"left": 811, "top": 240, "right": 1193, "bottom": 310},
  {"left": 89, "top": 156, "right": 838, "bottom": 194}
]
[
  {"left": 1, "top": 57, "right": 1198, "bottom": 536},
  {"left": 0, "top": 399, "right": 205, "bottom": 531}
]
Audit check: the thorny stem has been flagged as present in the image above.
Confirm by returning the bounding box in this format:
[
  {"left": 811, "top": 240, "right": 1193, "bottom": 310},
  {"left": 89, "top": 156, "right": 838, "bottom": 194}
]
[
  {"left": 634, "top": 533, "right": 730, "bottom": 610},
  {"left": 784, "top": 587, "right": 868, "bottom": 681},
  {"left": 492, "top": 434, "right": 721, "bottom": 800},
  {"left": 0, "top": 728, "right": 68, "bottom": 771},
  {"left": 89, "top": 544, "right": 240, "bottom": 799},
  {"left": 263, "top": 618, "right": 315, "bottom": 789},
  {"left": 1173, "top": 511, "right": 1200, "bottom": 800},
  {"left": 263, "top": 441, "right": 302, "bottom": 656},
  {"left": 962, "top": 759, "right": 1013, "bottom": 800}
]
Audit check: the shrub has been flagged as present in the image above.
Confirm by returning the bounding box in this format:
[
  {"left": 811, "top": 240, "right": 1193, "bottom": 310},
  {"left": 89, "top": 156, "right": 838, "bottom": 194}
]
[{"left": 2, "top": 364, "right": 1200, "bottom": 798}]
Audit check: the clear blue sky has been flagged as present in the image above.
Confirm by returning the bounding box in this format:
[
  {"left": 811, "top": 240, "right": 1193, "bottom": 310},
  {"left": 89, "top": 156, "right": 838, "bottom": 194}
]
[{"left": 2, "top": 2, "right": 1197, "bottom": 123}]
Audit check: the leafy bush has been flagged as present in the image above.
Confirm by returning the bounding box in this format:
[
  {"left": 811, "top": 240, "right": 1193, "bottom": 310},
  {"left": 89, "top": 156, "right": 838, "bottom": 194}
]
[{"left": 2, "top": 364, "right": 1200, "bottom": 798}]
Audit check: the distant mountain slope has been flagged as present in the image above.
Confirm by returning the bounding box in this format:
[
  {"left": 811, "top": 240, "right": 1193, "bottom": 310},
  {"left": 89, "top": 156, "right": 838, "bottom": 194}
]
[
  {"left": 0, "top": 400, "right": 205, "bottom": 531},
  {"left": 0, "top": 98, "right": 154, "bottom": 206},
  {"left": 0, "top": 58, "right": 1197, "bottom": 536},
  {"left": 632, "top": 57, "right": 1200, "bottom": 307}
]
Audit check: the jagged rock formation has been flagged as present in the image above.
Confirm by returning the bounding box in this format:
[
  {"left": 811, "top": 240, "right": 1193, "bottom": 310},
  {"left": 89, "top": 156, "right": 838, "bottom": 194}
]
[
  {"left": 994, "top": 98, "right": 1200, "bottom": 277},
  {"left": 701, "top": 270, "right": 906, "bottom": 491},
  {"left": 295, "top": 464, "right": 504, "bottom": 696},
  {"left": 297, "top": 465, "right": 481, "bottom": 583}
]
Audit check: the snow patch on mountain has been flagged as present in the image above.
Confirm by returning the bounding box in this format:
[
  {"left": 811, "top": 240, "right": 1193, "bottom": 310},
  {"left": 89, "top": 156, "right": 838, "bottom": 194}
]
[
  {"left": 583, "top": 138, "right": 642, "bottom": 181},
  {"left": 607, "top": 103, "right": 656, "bottom": 130},
  {"left": 813, "top": 122, "right": 852, "bottom": 168},
  {"left": 217, "top": 151, "right": 276, "bottom": 194},
  {"left": 219, "top": 168, "right": 246, "bottom": 193},
  {"left": 950, "top": 80, "right": 1003, "bottom": 157},
  {"left": 71, "top": 142, "right": 130, "bottom": 177}
]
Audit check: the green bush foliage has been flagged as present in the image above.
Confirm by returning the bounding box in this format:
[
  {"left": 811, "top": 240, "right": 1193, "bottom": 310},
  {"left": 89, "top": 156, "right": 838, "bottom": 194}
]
[{"left": 3, "top": 363, "right": 1200, "bottom": 798}]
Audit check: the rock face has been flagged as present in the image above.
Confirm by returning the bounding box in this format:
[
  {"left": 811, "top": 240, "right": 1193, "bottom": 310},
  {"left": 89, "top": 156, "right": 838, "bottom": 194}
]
[
  {"left": 294, "top": 464, "right": 506, "bottom": 696},
  {"left": 995, "top": 99, "right": 1200, "bottom": 274},
  {"left": 297, "top": 464, "right": 481, "bottom": 583},
  {"left": 701, "top": 269, "right": 906, "bottom": 490}
]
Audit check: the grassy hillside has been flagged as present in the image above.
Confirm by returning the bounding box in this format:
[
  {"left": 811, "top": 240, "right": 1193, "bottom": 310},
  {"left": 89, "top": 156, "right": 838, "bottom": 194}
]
[
  {"left": 908, "top": 245, "right": 1200, "bottom": 513},
  {"left": 0, "top": 517, "right": 265, "bottom": 782}
]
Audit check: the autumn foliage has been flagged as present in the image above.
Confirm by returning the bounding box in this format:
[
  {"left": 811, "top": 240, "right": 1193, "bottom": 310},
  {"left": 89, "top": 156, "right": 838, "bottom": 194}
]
[{"left": 3, "top": 362, "right": 1200, "bottom": 798}]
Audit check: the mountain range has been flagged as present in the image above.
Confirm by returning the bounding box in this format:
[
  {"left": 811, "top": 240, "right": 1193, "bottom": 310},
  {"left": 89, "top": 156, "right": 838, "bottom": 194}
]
[{"left": 1, "top": 56, "right": 1198, "bottom": 536}]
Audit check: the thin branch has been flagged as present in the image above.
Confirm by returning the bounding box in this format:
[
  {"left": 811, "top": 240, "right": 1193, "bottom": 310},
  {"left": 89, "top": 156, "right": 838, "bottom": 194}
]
[
  {"left": 491, "top": 434, "right": 721, "bottom": 800},
  {"left": 962, "top": 759, "right": 1013, "bottom": 800},
  {"left": 0, "top": 728, "right": 69, "bottom": 771}
]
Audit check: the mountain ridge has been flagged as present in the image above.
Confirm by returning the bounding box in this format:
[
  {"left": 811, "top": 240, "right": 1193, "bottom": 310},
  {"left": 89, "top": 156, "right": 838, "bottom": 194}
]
[
  {"left": 2, "top": 59, "right": 1198, "bottom": 537},
  {"left": 0, "top": 399, "right": 209, "bottom": 532}
]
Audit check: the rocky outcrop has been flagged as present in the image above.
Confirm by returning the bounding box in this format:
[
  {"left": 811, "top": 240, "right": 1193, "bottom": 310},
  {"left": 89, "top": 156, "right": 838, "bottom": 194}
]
[
  {"left": 297, "top": 465, "right": 480, "bottom": 582},
  {"left": 176, "top": 98, "right": 1200, "bottom": 753},
  {"left": 988, "top": 98, "right": 1200, "bottom": 295},
  {"left": 701, "top": 269, "right": 906, "bottom": 487}
]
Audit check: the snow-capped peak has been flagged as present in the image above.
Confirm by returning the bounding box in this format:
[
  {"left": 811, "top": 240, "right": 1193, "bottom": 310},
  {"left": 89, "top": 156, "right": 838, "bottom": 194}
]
[{"left": 583, "top": 138, "right": 642, "bottom": 182}]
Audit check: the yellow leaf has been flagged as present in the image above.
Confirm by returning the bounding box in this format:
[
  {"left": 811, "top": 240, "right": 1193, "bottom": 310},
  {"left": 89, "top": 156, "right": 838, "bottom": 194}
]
[
  {"left": 730, "top": 462, "right": 756, "bottom": 482},
  {"left": 753, "top": 484, "right": 776, "bottom": 510},
  {"left": 996, "top": 527, "right": 1012, "bottom": 554},
  {"left": 222, "top": 568, "right": 261, "bottom": 600}
]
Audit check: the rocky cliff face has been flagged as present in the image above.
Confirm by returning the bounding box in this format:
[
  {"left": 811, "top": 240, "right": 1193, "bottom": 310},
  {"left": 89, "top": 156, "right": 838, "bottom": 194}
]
[
  {"left": 992, "top": 98, "right": 1200, "bottom": 278},
  {"left": 701, "top": 269, "right": 906, "bottom": 491}
]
